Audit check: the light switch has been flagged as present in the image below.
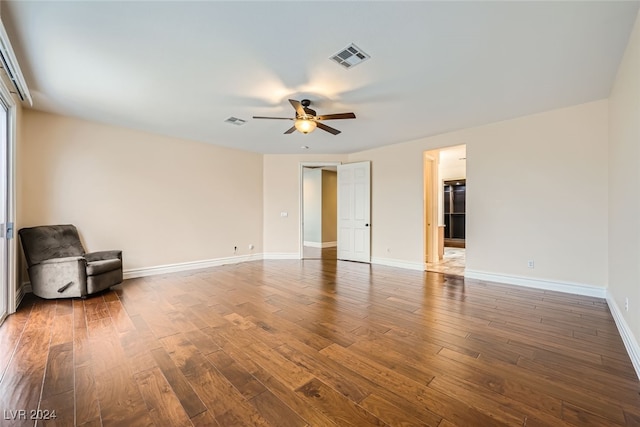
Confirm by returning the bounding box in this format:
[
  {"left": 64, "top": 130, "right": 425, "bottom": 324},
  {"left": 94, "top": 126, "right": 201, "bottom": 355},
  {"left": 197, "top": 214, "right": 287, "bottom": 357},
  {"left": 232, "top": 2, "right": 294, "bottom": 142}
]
[{"left": 280, "top": 211, "right": 288, "bottom": 217}]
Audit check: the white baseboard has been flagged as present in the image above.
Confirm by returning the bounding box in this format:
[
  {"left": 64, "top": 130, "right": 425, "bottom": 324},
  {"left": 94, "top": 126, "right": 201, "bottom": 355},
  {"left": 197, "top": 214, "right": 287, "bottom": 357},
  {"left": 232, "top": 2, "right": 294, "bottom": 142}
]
[
  {"left": 464, "top": 269, "right": 607, "bottom": 299},
  {"left": 303, "top": 241, "right": 337, "bottom": 249},
  {"left": 123, "top": 254, "right": 262, "bottom": 279},
  {"left": 262, "top": 252, "right": 300, "bottom": 260},
  {"left": 16, "top": 282, "right": 29, "bottom": 307},
  {"left": 606, "top": 291, "right": 640, "bottom": 380},
  {"left": 371, "top": 257, "right": 424, "bottom": 271}
]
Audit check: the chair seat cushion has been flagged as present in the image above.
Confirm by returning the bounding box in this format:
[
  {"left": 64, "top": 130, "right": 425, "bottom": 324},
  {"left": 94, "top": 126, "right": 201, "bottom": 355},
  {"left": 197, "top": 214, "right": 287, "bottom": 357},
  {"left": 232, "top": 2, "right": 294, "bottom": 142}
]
[{"left": 86, "top": 258, "right": 122, "bottom": 276}]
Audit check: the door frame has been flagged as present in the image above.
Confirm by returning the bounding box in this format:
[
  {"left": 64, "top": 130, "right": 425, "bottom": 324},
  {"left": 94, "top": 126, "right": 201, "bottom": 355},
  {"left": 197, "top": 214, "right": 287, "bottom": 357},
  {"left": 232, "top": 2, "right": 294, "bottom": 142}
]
[
  {"left": 0, "top": 76, "right": 17, "bottom": 320},
  {"left": 299, "top": 161, "right": 342, "bottom": 259},
  {"left": 423, "top": 151, "right": 439, "bottom": 265}
]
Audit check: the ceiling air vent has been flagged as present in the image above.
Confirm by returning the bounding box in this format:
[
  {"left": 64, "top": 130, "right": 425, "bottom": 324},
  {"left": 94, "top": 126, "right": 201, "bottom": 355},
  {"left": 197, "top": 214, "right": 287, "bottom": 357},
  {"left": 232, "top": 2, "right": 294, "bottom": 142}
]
[
  {"left": 330, "top": 43, "right": 370, "bottom": 69},
  {"left": 224, "top": 117, "right": 246, "bottom": 126}
]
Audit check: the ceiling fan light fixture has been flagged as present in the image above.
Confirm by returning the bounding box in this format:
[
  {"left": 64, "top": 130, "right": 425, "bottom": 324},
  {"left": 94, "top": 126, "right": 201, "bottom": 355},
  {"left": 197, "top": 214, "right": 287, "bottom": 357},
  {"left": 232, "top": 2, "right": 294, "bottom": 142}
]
[
  {"left": 253, "top": 98, "right": 355, "bottom": 135},
  {"left": 294, "top": 118, "right": 317, "bottom": 134}
]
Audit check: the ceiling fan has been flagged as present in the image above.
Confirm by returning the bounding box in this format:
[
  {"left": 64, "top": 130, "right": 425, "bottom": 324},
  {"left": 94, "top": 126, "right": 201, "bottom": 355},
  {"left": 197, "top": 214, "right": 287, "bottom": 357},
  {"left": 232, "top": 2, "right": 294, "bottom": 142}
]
[{"left": 253, "top": 99, "right": 356, "bottom": 135}]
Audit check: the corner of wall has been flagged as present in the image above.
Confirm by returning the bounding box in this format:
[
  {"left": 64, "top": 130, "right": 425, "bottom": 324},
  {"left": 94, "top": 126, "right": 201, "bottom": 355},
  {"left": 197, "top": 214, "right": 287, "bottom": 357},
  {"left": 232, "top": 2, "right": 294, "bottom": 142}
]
[{"left": 607, "top": 290, "right": 640, "bottom": 379}]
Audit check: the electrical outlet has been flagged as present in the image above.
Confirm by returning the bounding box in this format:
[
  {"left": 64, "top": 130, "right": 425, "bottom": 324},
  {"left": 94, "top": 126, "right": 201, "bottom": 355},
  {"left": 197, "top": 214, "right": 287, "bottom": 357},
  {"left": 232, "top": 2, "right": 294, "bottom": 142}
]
[
  {"left": 527, "top": 260, "right": 534, "bottom": 269},
  {"left": 249, "top": 244, "right": 254, "bottom": 250},
  {"left": 625, "top": 297, "right": 629, "bottom": 312}
]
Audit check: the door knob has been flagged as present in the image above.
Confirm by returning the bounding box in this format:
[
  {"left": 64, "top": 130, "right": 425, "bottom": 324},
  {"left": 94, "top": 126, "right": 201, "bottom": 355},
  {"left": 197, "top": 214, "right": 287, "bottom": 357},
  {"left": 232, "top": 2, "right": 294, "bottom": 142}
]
[{"left": 365, "top": 224, "right": 369, "bottom": 227}]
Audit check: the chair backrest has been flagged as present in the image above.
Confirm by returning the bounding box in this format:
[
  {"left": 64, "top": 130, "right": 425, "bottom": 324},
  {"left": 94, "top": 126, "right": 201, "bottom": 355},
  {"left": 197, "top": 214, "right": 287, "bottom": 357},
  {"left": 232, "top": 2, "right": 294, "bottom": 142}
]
[{"left": 19, "top": 224, "right": 86, "bottom": 267}]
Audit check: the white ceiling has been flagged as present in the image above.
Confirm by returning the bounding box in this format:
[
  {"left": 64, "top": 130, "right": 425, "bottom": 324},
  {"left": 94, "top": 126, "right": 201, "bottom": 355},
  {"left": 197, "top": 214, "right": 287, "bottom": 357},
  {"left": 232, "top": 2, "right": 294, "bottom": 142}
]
[{"left": 3, "top": 1, "right": 639, "bottom": 154}]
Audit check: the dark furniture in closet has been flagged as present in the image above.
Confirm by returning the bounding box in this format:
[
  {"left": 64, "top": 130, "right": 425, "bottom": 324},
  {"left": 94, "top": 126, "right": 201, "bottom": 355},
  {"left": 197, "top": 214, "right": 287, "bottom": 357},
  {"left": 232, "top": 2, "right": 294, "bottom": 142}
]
[{"left": 443, "top": 179, "right": 465, "bottom": 248}]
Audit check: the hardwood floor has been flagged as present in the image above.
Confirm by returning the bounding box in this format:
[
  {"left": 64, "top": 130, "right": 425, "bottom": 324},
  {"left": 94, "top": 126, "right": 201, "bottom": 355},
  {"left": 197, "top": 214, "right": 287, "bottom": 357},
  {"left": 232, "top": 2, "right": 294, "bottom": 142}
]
[
  {"left": 1, "top": 259, "right": 639, "bottom": 426},
  {"left": 302, "top": 246, "right": 337, "bottom": 260}
]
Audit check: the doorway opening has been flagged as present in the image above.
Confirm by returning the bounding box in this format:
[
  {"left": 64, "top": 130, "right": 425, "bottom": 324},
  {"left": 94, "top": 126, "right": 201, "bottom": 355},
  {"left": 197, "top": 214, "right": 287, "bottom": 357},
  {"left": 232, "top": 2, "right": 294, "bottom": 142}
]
[
  {"left": 424, "top": 145, "right": 467, "bottom": 276},
  {"left": 300, "top": 163, "right": 339, "bottom": 260}
]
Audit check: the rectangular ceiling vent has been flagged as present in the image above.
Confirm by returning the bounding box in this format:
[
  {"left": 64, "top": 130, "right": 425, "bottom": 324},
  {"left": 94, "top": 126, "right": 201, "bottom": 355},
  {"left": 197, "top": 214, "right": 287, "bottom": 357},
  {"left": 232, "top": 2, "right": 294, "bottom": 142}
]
[
  {"left": 224, "top": 117, "right": 246, "bottom": 126},
  {"left": 330, "top": 43, "right": 370, "bottom": 69}
]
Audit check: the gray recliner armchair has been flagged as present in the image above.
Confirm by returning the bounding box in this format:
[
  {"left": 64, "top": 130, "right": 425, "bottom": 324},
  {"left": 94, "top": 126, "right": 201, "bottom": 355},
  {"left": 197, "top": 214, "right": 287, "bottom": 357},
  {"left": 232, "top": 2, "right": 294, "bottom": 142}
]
[{"left": 19, "top": 224, "right": 123, "bottom": 299}]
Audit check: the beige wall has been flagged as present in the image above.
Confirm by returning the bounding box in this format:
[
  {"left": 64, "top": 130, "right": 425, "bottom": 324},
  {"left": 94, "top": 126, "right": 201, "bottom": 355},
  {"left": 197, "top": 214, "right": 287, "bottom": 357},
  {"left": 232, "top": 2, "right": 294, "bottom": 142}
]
[
  {"left": 321, "top": 170, "right": 337, "bottom": 243},
  {"left": 20, "top": 110, "right": 263, "bottom": 272},
  {"left": 608, "top": 11, "right": 640, "bottom": 353},
  {"left": 466, "top": 101, "right": 608, "bottom": 287},
  {"left": 263, "top": 154, "right": 347, "bottom": 256},
  {"left": 349, "top": 100, "right": 609, "bottom": 287}
]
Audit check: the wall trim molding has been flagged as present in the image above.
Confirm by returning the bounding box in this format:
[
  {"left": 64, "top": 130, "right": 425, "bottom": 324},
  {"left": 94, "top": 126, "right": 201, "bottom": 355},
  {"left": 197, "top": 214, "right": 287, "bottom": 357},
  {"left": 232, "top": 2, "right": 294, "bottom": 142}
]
[
  {"left": 15, "top": 283, "right": 29, "bottom": 308},
  {"left": 607, "top": 291, "right": 640, "bottom": 380},
  {"left": 464, "top": 269, "right": 607, "bottom": 298},
  {"left": 303, "top": 241, "right": 337, "bottom": 248},
  {"left": 123, "top": 254, "right": 262, "bottom": 279},
  {"left": 371, "top": 257, "right": 424, "bottom": 271}
]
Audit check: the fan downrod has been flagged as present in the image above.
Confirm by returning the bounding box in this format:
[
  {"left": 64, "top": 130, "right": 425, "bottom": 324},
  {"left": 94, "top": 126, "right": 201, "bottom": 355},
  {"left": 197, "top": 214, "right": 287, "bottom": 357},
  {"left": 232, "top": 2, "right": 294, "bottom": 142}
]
[{"left": 301, "top": 99, "right": 311, "bottom": 107}]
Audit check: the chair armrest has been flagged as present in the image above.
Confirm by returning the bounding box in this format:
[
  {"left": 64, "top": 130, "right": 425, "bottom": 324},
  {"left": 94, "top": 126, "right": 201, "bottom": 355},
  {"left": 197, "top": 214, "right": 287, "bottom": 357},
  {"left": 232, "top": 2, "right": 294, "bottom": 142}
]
[
  {"left": 84, "top": 250, "right": 122, "bottom": 262},
  {"left": 29, "top": 257, "right": 88, "bottom": 298},
  {"left": 40, "top": 256, "right": 86, "bottom": 265}
]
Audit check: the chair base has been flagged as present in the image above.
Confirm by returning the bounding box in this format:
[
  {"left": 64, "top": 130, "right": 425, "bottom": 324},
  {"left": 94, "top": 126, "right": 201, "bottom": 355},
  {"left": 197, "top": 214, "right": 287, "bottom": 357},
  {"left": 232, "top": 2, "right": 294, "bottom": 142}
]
[{"left": 87, "top": 269, "right": 123, "bottom": 294}]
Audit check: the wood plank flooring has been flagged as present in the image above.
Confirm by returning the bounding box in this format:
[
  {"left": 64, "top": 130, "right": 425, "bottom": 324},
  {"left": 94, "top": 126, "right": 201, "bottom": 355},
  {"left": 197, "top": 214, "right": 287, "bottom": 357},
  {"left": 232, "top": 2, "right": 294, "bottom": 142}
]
[
  {"left": 1, "top": 259, "right": 639, "bottom": 426},
  {"left": 302, "top": 246, "right": 337, "bottom": 261}
]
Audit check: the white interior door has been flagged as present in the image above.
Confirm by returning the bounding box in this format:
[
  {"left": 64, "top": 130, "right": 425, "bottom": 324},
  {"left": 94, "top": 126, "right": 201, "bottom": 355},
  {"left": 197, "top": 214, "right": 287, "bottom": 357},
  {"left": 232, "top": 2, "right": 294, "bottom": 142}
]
[{"left": 337, "top": 161, "right": 371, "bottom": 262}]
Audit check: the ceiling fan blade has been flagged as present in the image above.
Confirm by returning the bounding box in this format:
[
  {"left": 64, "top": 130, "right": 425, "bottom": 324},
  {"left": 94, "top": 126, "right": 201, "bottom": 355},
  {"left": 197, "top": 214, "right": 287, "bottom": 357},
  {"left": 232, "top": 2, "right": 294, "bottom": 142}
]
[
  {"left": 284, "top": 126, "right": 296, "bottom": 134},
  {"left": 316, "top": 122, "right": 341, "bottom": 135},
  {"left": 252, "top": 116, "right": 294, "bottom": 120},
  {"left": 289, "top": 99, "right": 307, "bottom": 117},
  {"left": 316, "top": 112, "right": 356, "bottom": 120}
]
